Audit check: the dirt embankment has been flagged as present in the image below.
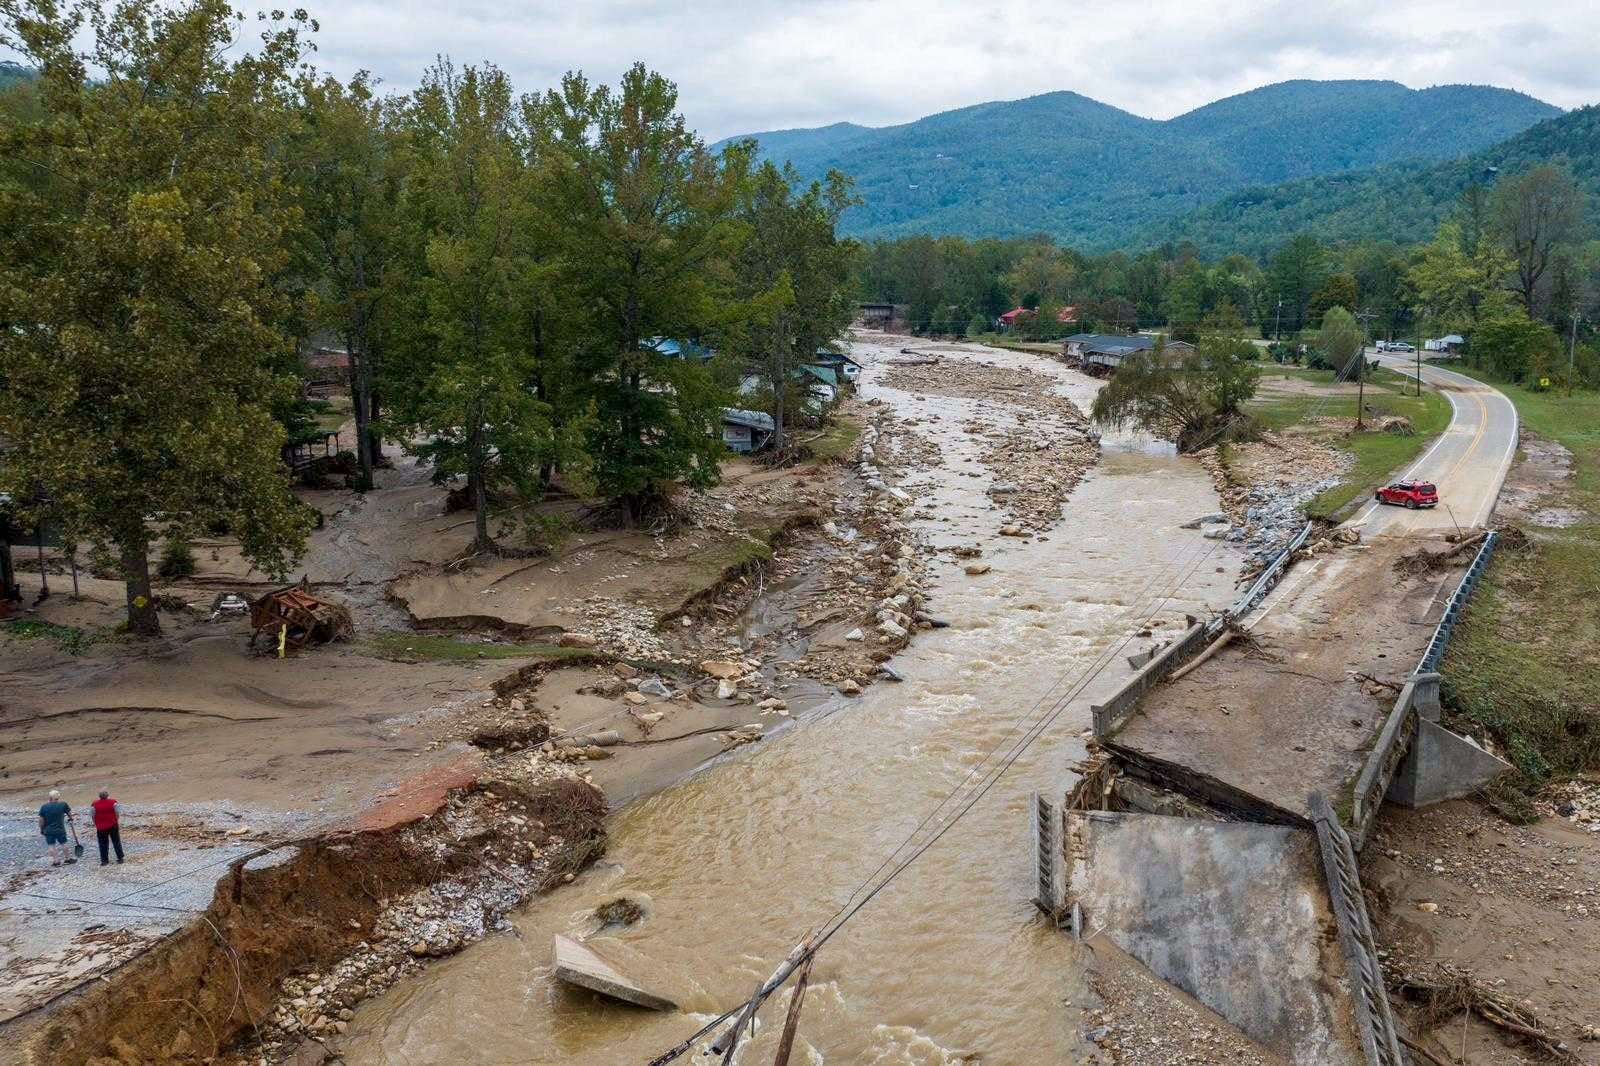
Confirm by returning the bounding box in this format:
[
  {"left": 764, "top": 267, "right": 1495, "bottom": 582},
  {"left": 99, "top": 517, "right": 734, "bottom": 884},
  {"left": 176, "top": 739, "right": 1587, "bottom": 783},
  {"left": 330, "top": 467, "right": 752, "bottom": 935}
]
[
  {"left": 23, "top": 771, "right": 605, "bottom": 1066},
  {"left": 1193, "top": 431, "right": 1350, "bottom": 567}
]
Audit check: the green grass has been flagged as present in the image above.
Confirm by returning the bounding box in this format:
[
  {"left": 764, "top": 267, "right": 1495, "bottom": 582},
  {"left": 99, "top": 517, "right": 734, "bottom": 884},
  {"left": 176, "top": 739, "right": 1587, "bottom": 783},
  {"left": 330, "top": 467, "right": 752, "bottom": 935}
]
[
  {"left": 807, "top": 416, "right": 863, "bottom": 462},
  {"left": 1438, "top": 376, "right": 1600, "bottom": 793},
  {"left": 364, "top": 632, "right": 590, "bottom": 662},
  {"left": 1, "top": 619, "right": 97, "bottom": 655},
  {"left": 1247, "top": 367, "right": 1453, "bottom": 519}
]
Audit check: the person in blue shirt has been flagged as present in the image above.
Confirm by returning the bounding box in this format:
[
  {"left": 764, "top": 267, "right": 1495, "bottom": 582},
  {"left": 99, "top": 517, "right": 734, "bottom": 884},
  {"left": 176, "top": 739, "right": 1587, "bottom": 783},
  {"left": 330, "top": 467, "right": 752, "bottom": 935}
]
[{"left": 38, "top": 789, "right": 76, "bottom": 866}]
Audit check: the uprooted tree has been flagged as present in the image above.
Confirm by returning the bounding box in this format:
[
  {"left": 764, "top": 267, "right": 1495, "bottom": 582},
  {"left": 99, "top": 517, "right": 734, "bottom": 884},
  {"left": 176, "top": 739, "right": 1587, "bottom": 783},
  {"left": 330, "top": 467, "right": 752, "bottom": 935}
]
[
  {"left": 1090, "top": 307, "right": 1261, "bottom": 452},
  {"left": 0, "top": 0, "right": 314, "bottom": 634}
]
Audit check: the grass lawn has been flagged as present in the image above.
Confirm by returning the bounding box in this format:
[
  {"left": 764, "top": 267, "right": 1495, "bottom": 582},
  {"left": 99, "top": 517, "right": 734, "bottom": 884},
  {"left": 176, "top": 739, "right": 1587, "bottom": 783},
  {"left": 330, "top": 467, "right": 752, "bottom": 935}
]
[
  {"left": 1247, "top": 365, "right": 1453, "bottom": 519},
  {"left": 806, "top": 416, "right": 863, "bottom": 462},
  {"left": 364, "top": 632, "right": 591, "bottom": 662},
  {"left": 1439, "top": 374, "right": 1600, "bottom": 797}
]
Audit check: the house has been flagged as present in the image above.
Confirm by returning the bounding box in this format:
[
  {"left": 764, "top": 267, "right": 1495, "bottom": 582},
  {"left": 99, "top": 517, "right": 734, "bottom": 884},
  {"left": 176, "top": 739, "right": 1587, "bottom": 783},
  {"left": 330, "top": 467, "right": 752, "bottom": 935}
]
[
  {"left": 998, "top": 306, "right": 1034, "bottom": 330},
  {"left": 645, "top": 337, "right": 715, "bottom": 361},
  {"left": 721, "top": 409, "right": 775, "bottom": 454},
  {"left": 811, "top": 348, "right": 862, "bottom": 383},
  {"left": 856, "top": 303, "right": 905, "bottom": 329},
  {"left": 1063, "top": 333, "right": 1155, "bottom": 373},
  {"left": 1424, "top": 334, "right": 1465, "bottom": 355}
]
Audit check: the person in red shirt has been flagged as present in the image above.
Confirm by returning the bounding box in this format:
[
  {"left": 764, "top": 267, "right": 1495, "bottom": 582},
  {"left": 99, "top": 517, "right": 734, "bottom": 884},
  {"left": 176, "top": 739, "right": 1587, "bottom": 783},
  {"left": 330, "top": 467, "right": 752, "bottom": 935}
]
[{"left": 90, "top": 790, "right": 124, "bottom": 866}]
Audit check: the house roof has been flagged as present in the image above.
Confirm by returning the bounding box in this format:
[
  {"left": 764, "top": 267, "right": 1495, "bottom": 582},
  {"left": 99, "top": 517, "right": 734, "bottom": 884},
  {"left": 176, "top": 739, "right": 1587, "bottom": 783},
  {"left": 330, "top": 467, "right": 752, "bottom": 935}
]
[
  {"left": 813, "top": 348, "right": 862, "bottom": 367},
  {"left": 1435, "top": 334, "right": 1465, "bottom": 345},
  {"left": 998, "top": 306, "right": 1035, "bottom": 324},
  {"left": 798, "top": 364, "right": 838, "bottom": 386},
  {"left": 1073, "top": 334, "right": 1155, "bottom": 357},
  {"left": 645, "top": 337, "right": 715, "bottom": 361},
  {"left": 722, "top": 408, "right": 775, "bottom": 431}
]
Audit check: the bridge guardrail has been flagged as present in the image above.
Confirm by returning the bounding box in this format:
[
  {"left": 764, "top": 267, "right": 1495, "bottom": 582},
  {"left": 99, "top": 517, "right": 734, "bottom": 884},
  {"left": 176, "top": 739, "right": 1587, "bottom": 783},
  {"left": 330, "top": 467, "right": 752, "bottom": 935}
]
[{"left": 1348, "top": 530, "right": 1499, "bottom": 844}]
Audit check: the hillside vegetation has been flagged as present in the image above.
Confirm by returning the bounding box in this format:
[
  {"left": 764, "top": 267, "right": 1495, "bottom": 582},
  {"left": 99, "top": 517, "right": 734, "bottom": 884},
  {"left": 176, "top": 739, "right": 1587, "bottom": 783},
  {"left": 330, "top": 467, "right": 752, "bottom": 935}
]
[
  {"left": 728, "top": 80, "right": 1559, "bottom": 246},
  {"left": 1153, "top": 106, "right": 1600, "bottom": 255}
]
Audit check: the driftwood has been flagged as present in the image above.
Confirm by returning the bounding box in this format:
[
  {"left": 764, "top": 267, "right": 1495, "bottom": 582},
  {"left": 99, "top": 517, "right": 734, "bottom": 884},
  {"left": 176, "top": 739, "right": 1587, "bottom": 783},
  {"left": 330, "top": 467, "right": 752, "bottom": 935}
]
[
  {"left": 1392, "top": 963, "right": 1579, "bottom": 1063},
  {"left": 771, "top": 955, "right": 813, "bottom": 1066}
]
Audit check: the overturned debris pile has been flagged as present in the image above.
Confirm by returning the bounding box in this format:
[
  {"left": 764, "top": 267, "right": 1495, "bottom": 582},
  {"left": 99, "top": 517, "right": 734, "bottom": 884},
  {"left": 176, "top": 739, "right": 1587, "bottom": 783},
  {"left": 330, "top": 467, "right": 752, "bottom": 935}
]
[{"left": 250, "top": 582, "right": 354, "bottom": 650}]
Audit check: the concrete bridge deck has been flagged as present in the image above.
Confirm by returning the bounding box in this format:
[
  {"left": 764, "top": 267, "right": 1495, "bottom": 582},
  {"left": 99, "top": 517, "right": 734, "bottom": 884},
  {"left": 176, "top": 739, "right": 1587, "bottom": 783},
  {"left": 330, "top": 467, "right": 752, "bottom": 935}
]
[{"left": 1106, "top": 357, "right": 1516, "bottom": 825}]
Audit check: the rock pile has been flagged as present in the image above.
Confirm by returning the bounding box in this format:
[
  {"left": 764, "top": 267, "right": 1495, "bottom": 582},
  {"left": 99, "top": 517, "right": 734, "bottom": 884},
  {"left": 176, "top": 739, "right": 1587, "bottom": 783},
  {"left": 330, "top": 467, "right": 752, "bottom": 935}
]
[{"left": 1196, "top": 432, "right": 1351, "bottom": 568}]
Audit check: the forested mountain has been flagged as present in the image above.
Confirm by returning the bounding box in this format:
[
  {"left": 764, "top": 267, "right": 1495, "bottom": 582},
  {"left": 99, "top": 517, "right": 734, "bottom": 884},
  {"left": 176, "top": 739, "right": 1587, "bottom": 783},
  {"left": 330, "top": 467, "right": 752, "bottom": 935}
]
[
  {"left": 724, "top": 80, "right": 1559, "bottom": 247},
  {"left": 0, "top": 61, "right": 34, "bottom": 91},
  {"left": 1150, "top": 105, "right": 1600, "bottom": 256}
]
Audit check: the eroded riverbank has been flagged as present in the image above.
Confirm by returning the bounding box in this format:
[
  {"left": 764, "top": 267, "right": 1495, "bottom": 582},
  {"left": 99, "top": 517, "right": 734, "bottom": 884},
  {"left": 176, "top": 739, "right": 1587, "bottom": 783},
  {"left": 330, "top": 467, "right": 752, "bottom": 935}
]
[{"left": 337, "top": 333, "right": 1246, "bottom": 1065}]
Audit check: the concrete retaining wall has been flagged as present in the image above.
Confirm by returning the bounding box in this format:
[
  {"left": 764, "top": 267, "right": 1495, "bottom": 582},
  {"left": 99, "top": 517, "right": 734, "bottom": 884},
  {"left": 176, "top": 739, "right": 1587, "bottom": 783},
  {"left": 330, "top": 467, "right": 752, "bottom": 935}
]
[{"left": 1091, "top": 621, "right": 1210, "bottom": 739}]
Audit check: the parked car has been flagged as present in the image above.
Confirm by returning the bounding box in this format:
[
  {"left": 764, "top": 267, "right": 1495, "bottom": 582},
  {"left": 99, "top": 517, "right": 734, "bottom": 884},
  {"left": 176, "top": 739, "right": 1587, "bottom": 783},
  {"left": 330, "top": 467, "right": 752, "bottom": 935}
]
[
  {"left": 1375, "top": 480, "right": 1438, "bottom": 508},
  {"left": 1388, "top": 341, "right": 1416, "bottom": 353}
]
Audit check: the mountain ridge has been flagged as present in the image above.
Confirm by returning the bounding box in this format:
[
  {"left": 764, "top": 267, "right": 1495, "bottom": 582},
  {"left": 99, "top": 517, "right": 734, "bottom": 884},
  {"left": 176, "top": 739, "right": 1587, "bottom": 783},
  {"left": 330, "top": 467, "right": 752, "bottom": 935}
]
[{"left": 722, "top": 79, "right": 1562, "bottom": 247}]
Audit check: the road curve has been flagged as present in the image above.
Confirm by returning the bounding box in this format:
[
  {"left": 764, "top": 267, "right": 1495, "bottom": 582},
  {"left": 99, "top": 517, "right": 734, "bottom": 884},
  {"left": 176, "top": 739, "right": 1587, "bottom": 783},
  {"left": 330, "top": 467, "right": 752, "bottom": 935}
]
[{"left": 1346, "top": 351, "right": 1519, "bottom": 537}]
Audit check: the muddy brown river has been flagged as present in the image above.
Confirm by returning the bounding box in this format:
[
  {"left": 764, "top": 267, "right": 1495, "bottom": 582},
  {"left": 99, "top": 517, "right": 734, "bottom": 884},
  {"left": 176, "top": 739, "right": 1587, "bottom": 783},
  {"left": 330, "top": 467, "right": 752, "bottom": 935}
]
[{"left": 343, "top": 336, "right": 1243, "bottom": 1065}]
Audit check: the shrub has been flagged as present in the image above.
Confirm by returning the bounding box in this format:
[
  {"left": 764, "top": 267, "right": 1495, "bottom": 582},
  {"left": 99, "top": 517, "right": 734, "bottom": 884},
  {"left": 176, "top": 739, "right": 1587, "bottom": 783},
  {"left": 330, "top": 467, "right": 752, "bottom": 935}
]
[{"left": 157, "top": 538, "right": 197, "bottom": 579}]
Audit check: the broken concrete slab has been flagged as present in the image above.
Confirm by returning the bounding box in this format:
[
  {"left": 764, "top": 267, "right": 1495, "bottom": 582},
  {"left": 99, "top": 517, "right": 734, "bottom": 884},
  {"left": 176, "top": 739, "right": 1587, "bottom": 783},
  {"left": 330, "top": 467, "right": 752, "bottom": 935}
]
[
  {"left": 551, "top": 934, "right": 678, "bottom": 1011},
  {"left": 1386, "top": 718, "right": 1512, "bottom": 808},
  {"left": 1410, "top": 670, "right": 1443, "bottom": 721},
  {"left": 1065, "top": 810, "right": 1364, "bottom": 1064},
  {"left": 1125, "top": 640, "right": 1171, "bottom": 669},
  {"left": 1083, "top": 933, "right": 1288, "bottom": 1065}
]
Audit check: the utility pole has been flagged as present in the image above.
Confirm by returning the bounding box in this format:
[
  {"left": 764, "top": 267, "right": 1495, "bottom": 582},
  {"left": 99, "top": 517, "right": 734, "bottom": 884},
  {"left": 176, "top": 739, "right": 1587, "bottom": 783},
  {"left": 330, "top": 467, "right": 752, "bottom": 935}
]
[
  {"left": 1568, "top": 312, "right": 1581, "bottom": 396},
  {"left": 1274, "top": 299, "right": 1283, "bottom": 342},
  {"left": 1355, "top": 309, "right": 1379, "bottom": 430}
]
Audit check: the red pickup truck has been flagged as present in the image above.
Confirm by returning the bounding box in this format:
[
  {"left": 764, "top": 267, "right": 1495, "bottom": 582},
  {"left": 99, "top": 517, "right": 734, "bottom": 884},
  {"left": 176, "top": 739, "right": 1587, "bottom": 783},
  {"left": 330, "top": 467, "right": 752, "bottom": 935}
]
[{"left": 1374, "top": 480, "right": 1439, "bottom": 508}]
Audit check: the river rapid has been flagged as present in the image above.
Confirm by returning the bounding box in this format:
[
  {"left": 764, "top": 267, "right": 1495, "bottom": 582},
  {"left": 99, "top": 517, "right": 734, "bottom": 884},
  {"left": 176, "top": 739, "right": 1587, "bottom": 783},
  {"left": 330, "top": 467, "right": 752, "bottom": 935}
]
[{"left": 341, "top": 334, "right": 1243, "bottom": 1065}]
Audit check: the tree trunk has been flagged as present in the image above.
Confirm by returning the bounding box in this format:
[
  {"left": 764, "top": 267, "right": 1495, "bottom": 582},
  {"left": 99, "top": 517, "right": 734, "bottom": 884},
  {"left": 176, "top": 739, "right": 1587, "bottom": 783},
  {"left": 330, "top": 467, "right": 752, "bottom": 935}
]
[
  {"left": 468, "top": 401, "right": 492, "bottom": 553},
  {"left": 367, "top": 386, "right": 382, "bottom": 465},
  {"left": 121, "top": 542, "right": 160, "bottom": 636}
]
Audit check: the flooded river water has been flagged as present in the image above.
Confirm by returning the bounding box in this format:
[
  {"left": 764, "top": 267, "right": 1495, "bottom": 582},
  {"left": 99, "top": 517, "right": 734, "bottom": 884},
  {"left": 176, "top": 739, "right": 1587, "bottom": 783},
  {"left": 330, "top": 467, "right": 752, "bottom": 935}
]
[{"left": 343, "top": 336, "right": 1243, "bottom": 1065}]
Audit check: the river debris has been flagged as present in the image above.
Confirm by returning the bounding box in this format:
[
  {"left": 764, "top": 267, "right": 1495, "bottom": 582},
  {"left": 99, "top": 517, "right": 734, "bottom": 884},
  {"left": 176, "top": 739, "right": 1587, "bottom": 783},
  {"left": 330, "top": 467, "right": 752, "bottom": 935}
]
[
  {"left": 249, "top": 582, "right": 354, "bottom": 650},
  {"left": 1194, "top": 432, "right": 1349, "bottom": 567},
  {"left": 1389, "top": 962, "right": 1581, "bottom": 1063},
  {"left": 552, "top": 934, "right": 677, "bottom": 1011}
]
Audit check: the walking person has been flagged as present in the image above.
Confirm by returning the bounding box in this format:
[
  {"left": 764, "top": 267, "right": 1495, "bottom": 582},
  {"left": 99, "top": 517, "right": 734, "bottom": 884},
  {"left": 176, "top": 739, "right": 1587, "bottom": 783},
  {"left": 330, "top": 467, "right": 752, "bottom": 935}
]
[
  {"left": 90, "top": 790, "right": 124, "bottom": 865},
  {"left": 38, "top": 789, "right": 76, "bottom": 866}
]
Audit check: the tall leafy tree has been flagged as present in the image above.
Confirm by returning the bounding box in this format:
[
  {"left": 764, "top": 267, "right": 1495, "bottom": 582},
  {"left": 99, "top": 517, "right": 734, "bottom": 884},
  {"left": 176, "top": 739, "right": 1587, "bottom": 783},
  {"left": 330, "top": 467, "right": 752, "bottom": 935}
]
[
  {"left": 297, "top": 72, "right": 402, "bottom": 489},
  {"left": 1266, "top": 235, "right": 1329, "bottom": 336},
  {"left": 385, "top": 61, "right": 549, "bottom": 553},
  {"left": 1492, "top": 165, "right": 1585, "bottom": 316},
  {"left": 1090, "top": 307, "right": 1260, "bottom": 452},
  {"left": 540, "top": 64, "right": 750, "bottom": 525},
  {"left": 0, "top": 0, "right": 314, "bottom": 634},
  {"left": 727, "top": 162, "right": 856, "bottom": 452}
]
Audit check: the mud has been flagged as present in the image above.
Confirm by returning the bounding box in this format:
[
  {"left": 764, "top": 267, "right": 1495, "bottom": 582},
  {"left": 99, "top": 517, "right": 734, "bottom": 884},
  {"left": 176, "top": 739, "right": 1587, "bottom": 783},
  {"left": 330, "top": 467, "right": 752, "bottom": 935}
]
[{"left": 20, "top": 773, "right": 605, "bottom": 1066}]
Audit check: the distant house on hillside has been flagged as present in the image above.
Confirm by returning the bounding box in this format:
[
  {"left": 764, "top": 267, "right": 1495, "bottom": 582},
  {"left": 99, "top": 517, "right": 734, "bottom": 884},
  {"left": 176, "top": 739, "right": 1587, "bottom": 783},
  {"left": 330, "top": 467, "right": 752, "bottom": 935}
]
[
  {"left": 1424, "top": 334, "right": 1465, "bottom": 356},
  {"left": 721, "top": 409, "right": 775, "bottom": 454}
]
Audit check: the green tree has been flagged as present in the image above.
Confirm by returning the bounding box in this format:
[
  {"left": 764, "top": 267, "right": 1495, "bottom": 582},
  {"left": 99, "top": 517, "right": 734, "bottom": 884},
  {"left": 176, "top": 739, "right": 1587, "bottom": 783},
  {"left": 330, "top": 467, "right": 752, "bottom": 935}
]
[
  {"left": 540, "top": 64, "right": 749, "bottom": 525},
  {"left": 1090, "top": 310, "right": 1260, "bottom": 452},
  {"left": 0, "top": 0, "right": 315, "bottom": 634},
  {"left": 1318, "top": 306, "right": 1366, "bottom": 381},
  {"left": 1407, "top": 220, "right": 1515, "bottom": 337},
  {"left": 297, "top": 72, "right": 402, "bottom": 489},
  {"left": 1266, "top": 235, "right": 1329, "bottom": 336},
  {"left": 1474, "top": 312, "right": 1562, "bottom": 385},
  {"left": 727, "top": 162, "right": 857, "bottom": 452},
  {"left": 385, "top": 61, "right": 550, "bottom": 553},
  {"left": 1492, "top": 165, "right": 1585, "bottom": 316},
  {"left": 1308, "top": 273, "right": 1358, "bottom": 328}
]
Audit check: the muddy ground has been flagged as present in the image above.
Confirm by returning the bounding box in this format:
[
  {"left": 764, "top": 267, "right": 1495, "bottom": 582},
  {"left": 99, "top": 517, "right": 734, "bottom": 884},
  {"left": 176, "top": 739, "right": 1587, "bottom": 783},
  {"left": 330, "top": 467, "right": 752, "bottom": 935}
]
[{"left": 0, "top": 330, "right": 1105, "bottom": 1060}]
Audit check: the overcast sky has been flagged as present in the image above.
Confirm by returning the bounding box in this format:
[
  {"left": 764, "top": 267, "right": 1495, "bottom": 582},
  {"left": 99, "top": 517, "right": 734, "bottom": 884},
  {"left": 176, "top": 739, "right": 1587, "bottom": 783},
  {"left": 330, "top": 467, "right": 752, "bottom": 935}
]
[{"left": 18, "top": 1, "right": 1600, "bottom": 138}]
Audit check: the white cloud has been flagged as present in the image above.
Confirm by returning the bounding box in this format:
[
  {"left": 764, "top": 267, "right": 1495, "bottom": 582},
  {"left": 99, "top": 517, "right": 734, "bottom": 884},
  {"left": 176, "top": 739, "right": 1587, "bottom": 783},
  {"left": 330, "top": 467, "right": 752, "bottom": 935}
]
[{"left": 13, "top": 0, "right": 1600, "bottom": 137}]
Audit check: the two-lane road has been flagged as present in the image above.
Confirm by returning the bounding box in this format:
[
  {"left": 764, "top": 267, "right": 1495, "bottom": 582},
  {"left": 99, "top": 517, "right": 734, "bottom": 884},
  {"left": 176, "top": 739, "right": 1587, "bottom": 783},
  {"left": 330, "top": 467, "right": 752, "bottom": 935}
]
[{"left": 1347, "top": 351, "right": 1519, "bottom": 537}]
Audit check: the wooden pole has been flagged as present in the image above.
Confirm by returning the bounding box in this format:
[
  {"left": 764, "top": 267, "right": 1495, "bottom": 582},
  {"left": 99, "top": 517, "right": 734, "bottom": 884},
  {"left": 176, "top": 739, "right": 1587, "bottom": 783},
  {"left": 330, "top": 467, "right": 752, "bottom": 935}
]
[{"left": 771, "top": 956, "right": 813, "bottom": 1066}]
